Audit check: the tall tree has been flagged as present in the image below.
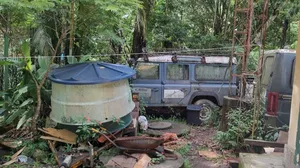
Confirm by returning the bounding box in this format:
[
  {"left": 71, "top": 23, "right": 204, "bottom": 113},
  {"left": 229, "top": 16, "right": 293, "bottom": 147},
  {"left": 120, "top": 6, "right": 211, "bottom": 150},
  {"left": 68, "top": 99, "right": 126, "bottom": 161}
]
[{"left": 132, "top": 0, "right": 154, "bottom": 59}]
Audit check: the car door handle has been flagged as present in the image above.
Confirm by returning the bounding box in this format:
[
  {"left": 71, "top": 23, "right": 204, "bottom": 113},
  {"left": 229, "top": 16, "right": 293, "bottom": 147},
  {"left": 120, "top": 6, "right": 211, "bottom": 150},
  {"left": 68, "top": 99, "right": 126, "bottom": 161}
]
[
  {"left": 152, "top": 88, "right": 159, "bottom": 92},
  {"left": 181, "top": 88, "right": 187, "bottom": 92}
]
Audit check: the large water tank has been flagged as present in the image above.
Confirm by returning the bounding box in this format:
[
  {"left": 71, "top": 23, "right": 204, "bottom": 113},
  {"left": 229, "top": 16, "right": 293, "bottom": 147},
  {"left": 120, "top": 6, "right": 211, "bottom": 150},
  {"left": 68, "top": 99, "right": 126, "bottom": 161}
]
[{"left": 48, "top": 62, "right": 136, "bottom": 132}]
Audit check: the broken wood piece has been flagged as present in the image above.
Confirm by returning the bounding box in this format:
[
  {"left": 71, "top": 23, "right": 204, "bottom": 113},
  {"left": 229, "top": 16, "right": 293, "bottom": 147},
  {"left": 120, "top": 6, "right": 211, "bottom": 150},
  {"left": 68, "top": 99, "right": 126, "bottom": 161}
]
[
  {"left": 41, "top": 136, "right": 75, "bottom": 144},
  {"left": 11, "top": 146, "right": 26, "bottom": 160},
  {"left": 134, "top": 154, "right": 151, "bottom": 168},
  {"left": 48, "top": 140, "right": 60, "bottom": 165},
  {"left": 0, "top": 146, "right": 26, "bottom": 167},
  {"left": 88, "top": 142, "right": 94, "bottom": 167},
  {"left": 0, "top": 158, "right": 17, "bottom": 167},
  {"left": 0, "top": 140, "right": 22, "bottom": 148},
  {"left": 69, "top": 153, "right": 90, "bottom": 168},
  {"left": 164, "top": 147, "right": 175, "bottom": 153},
  {"left": 244, "top": 139, "right": 285, "bottom": 148},
  {"left": 163, "top": 141, "right": 178, "bottom": 146},
  {"left": 198, "top": 150, "right": 219, "bottom": 159},
  {"left": 38, "top": 128, "right": 77, "bottom": 144},
  {"left": 106, "top": 154, "right": 141, "bottom": 168}
]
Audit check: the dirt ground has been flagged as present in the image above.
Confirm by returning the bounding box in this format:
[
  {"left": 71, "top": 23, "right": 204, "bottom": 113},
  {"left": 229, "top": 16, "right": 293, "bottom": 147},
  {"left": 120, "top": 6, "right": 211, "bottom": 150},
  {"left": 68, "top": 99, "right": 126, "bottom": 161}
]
[{"left": 184, "top": 126, "right": 234, "bottom": 168}]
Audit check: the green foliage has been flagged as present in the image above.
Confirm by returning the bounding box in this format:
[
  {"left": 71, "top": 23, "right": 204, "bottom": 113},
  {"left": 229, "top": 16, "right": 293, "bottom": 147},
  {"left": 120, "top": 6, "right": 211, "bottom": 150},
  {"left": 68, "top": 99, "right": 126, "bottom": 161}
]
[
  {"left": 76, "top": 124, "right": 97, "bottom": 143},
  {"left": 151, "top": 152, "right": 165, "bottom": 164},
  {"left": 214, "top": 108, "right": 257, "bottom": 150},
  {"left": 139, "top": 97, "right": 147, "bottom": 116},
  {"left": 264, "top": 125, "right": 289, "bottom": 141},
  {"left": 0, "top": 40, "right": 54, "bottom": 129},
  {"left": 202, "top": 107, "right": 221, "bottom": 127},
  {"left": 213, "top": 102, "right": 283, "bottom": 150},
  {"left": 183, "top": 159, "right": 191, "bottom": 168},
  {"left": 22, "top": 140, "right": 49, "bottom": 158},
  {"left": 62, "top": 144, "right": 73, "bottom": 153},
  {"left": 176, "top": 143, "right": 191, "bottom": 156}
]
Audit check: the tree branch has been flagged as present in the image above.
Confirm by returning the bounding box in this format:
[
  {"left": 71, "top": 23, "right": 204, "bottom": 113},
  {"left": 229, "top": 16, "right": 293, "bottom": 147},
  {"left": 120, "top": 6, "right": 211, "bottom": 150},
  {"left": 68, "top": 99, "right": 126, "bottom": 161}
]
[{"left": 31, "top": 28, "right": 69, "bottom": 134}]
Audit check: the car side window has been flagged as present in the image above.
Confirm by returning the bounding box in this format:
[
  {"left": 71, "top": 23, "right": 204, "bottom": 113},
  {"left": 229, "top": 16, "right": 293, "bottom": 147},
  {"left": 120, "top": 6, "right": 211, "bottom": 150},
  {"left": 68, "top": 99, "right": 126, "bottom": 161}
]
[
  {"left": 195, "top": 65, "right": 229, "bottom": 81},
  {"left": 136, "top": 62, "right": 159, "bottom": 80},
  {"left": 167, "top": 64, "right": 189, "bottom": 80},
  {"left": 262, "top": 56, "right": 274, "bottom": 86}
]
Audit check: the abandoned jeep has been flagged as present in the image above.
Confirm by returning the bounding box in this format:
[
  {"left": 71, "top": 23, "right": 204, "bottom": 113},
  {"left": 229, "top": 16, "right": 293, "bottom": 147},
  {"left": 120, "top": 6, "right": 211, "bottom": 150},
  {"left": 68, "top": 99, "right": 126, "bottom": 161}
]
[{"left": 130, "top": 55, "right": 237, "bottom": 121}]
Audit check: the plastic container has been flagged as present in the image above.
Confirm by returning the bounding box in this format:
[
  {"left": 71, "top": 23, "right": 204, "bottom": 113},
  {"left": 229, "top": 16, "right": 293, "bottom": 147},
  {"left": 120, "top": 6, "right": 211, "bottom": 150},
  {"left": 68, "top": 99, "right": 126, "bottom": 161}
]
[
  {"left": 186, "top": 105, "right": 202, "bottom": 125},
  {"left": 48, "top": 62, "right": 136, "bottom": 132}
]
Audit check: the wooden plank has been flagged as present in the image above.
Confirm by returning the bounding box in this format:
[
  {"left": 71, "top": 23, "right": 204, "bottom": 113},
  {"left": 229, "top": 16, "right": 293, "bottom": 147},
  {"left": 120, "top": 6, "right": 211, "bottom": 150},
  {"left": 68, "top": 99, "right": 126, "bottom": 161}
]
[
  {"left": 38, "top": 128, "right": 77, "bottom": 144},
  {"left": 41, "top": 136, "right": 75, "bottom": 144},
  {"left": 0, "top": 158, "right": 17, "bottom": 167},
  {"left": 0, "top": 146, "right": 25, "bottom": 167},
  {"left": 106, "top": 154, "right": 139, "bottom": 168},
  {"left": 11, "top": 146, "right": 25, "bottom": 160},
  {"left": 48, "top": 140, "right": 60, "bottom": 165},
  {"left": 134, "top": 154, "right": 151, "bottom": 168},
  {"left": 244, "top": 139, "right": 285, "bottom": 148},
  {"left": 0, "top": 140, "right": 22, "bottom": 148}
]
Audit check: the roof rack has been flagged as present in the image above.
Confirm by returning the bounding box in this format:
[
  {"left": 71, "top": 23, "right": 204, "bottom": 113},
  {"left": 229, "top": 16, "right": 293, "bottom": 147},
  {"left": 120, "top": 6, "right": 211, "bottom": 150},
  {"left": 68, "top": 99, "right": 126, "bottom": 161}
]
[{"left": 138, "top": 54, "right": 236, "bottom": 64}]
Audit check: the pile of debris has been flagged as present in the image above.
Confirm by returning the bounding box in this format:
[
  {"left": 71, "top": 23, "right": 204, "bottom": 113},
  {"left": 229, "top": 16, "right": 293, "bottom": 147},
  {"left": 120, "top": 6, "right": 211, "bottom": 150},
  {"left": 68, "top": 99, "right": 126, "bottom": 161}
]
[{"left": 0, "top": 124, "right": 185, "bottom": 168}]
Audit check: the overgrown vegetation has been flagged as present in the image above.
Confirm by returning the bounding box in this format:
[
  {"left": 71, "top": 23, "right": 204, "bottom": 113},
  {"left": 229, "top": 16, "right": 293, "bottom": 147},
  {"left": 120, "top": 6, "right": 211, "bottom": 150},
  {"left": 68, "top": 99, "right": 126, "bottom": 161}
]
[
  {"left": 214, "top": 108, "right": 256, "bottom": 150},
  {"left": 213, "top": 104, "right": 289, "bottom": 151},
  {"left": 0, "top": 0, "right": 299, "bottom": 136},
  {"left": 0, "top": 0, "right": 299, "bottom": 166}
]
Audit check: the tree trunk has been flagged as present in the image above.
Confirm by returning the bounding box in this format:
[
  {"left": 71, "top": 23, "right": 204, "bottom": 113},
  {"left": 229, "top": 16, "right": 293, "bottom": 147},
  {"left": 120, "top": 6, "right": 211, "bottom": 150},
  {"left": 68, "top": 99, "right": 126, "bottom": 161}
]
[
  {"left": 281, "top": 19, "right": 289, "bottom": 49},
  {"left": 131, "top": 0, "right": 154, "bottom": 61},
  {"left": 132, "top": 23, "right": 146, "bottom": 60},
  {"left": 31, "top": 86, "right": 41, "bottom": 134}
]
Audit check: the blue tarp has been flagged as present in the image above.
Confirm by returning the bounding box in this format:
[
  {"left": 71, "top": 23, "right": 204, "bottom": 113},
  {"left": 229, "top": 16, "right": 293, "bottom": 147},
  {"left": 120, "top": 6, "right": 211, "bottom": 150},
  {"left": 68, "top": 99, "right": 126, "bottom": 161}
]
[{"left": 49, "top": 62, "right": 135, "bottom": 85}]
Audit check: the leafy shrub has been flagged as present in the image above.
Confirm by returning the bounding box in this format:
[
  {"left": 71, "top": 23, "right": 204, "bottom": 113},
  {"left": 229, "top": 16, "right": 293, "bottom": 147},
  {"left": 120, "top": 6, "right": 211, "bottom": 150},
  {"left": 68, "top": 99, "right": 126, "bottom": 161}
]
[{"left": 214, "top": 108, "right": 253, "bottom": 150}]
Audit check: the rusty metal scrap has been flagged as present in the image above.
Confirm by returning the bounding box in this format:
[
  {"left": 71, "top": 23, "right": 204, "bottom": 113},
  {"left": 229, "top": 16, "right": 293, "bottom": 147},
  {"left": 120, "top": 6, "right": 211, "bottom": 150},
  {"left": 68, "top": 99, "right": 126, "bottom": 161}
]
[{"left": 115, "top": 136, "right": 164, "bottom": 150}]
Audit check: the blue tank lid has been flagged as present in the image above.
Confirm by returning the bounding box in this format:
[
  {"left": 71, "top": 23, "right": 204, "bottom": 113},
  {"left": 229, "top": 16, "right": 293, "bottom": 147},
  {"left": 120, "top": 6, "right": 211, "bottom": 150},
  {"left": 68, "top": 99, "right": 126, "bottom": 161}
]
[{"left": 49, "top": 62, "right": 136, "bottom": 85}]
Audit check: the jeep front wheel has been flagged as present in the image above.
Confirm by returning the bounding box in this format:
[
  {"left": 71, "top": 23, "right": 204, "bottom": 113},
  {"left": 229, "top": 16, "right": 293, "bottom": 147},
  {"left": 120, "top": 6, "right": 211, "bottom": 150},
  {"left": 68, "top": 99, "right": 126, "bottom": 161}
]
[{"left": 193, "top": 99, "right": 217, "bottom": 121}]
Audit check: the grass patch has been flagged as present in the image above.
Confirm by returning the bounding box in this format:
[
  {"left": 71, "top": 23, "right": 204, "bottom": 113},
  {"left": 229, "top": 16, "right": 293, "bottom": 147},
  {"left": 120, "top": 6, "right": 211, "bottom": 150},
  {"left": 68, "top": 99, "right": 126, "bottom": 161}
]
[
  {"left": 176, "top": 143, "right": 191, "bottom": 156},
  {"left": 183, "top": 159, "right": 191, "bottom": 168}
]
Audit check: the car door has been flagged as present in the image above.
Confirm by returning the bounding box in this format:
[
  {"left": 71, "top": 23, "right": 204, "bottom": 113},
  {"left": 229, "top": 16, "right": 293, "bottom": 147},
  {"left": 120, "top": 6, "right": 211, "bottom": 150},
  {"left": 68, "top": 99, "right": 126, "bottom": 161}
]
[
  {"left": 131, "top": 62, "right": 162, "bottom": 106},
  {"left": 162, "top": 63, "right": 191, "bottom": 106}
]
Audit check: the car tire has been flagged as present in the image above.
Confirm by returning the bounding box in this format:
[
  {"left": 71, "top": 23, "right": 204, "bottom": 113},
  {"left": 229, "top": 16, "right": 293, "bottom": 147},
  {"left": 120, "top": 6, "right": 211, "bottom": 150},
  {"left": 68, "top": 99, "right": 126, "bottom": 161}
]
[{"left": 193, "top": 99, "right": 217, "bottom": 121}]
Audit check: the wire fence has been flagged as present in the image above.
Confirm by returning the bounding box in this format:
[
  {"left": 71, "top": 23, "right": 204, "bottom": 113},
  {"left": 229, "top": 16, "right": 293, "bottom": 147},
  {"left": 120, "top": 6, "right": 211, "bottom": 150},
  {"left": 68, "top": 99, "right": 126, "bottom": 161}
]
[{"left": 0, "top": 45, "right": 259, "bottom": 59}]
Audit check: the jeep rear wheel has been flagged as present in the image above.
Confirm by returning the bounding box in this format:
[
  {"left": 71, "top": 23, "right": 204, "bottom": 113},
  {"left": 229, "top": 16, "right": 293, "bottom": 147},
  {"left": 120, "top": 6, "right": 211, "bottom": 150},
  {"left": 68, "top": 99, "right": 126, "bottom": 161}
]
[{"left": 193, "top": 99, "right": 217, "bottom": 121}]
